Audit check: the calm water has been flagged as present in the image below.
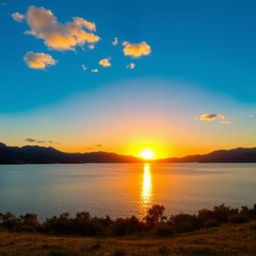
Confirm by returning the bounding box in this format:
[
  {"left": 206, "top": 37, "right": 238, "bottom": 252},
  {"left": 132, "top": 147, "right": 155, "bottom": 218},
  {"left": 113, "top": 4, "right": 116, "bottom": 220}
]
[{"left": 0, "top": 163, "right": 255, "bottom": 219}]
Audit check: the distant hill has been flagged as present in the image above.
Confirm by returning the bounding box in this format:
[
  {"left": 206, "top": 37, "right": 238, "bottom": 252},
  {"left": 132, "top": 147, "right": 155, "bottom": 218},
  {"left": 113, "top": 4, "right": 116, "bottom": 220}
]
[
  {"left": 0, "top": 142, "right": 141, "bottom": 164},
  {"left": 161, "top": 147, "right": 256, "bottom": 163},
  {"left": 0, "top": 142, "right": 256, "bottom": 164}
]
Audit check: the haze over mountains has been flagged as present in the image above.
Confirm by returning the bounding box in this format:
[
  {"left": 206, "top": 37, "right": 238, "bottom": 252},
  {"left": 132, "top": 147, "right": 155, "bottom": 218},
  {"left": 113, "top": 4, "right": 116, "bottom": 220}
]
[{"left": 0, "top": 142, "right": 256, "bottom": 164}]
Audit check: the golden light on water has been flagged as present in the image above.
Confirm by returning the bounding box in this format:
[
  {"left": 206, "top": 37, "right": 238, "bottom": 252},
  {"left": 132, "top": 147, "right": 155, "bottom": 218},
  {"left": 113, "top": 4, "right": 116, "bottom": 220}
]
[{"left": 141, "top": 163, "right": 153, "bottom": 206}]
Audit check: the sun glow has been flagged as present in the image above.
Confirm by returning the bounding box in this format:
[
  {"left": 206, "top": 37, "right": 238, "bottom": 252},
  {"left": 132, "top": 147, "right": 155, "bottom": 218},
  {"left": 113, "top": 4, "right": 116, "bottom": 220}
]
[{"left": 139, "top": 149, "right": 155, "bottom": 160}]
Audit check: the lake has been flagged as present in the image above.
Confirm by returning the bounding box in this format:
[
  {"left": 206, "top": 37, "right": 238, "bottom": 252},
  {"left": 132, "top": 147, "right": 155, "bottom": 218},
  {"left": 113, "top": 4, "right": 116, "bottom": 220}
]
[{"left": 0, "top": 163, "right": 255, "bottom": 219}]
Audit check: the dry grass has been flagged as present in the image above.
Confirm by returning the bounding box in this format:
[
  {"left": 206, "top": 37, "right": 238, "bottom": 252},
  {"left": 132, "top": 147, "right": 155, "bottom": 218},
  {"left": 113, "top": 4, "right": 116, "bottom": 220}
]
[{"left": 0, "top": 221, "right": 256, "bottom": 256}]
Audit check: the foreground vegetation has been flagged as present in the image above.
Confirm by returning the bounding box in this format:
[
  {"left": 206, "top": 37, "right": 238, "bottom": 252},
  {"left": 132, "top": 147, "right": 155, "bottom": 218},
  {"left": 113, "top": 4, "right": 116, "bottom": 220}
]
[
  {"left": 1, "top": 204, "right": 256, "bottom": 255},
  {"left": 0, "top": 219, "right": 256, "bottom": 256},
  {"left": 1, "top": 204, "right": 256, "bottom": 237}
]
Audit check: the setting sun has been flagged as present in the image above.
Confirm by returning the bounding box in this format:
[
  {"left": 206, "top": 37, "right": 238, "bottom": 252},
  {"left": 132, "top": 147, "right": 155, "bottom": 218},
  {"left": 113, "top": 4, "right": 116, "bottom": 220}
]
[{"left": 139, "top": 149, "right": 155, "bottom": 160}]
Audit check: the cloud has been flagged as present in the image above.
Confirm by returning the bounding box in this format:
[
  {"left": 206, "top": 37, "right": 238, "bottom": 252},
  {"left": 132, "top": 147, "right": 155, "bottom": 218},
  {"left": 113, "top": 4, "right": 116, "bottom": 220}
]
[
  {"left": 198, "top": 113, "right": 226, "bottom": 121},
  {"left": 12, "top": 12, "right": 24, "bottom": 22},
  {"left": 87, "top": 144, "right": 103, "bottom": 151},
  {"left": 122, "top": 41, "right": 151, "bottom": 58},
  {"left": 91, "top": 68, "right": 98, "bottom": 73},
  {"left": 112, "top": 37, "right": 118, "bottom": 46},
  {"left": 81, "top": 64, "right": 87, "bottom": 71},
  {"left": 88, "top": 44, "right": 95, "bottom": 50},
  {"left": 99, "top": 58, "right": 111, "bottom": 67},
  {"left": 197, "top": 113, "right": 231, "bottom": 124},
  {"left": 18, "top": 6, "right": 100, "bottom": 51},
  {"left": 24, "top": 51, "right": 57, "bottom": 69},
  {"left": 24, "top": 138, "right": 36, "bottom": 143},
  {"left": 24, "top": 138, "right": 57, "bottom": 144},
  {"left": 73, "top": 17, "right": 96, "bottom": 31},
  {"left": 126, "top": 63, "right": 135, "bottom": 69}
]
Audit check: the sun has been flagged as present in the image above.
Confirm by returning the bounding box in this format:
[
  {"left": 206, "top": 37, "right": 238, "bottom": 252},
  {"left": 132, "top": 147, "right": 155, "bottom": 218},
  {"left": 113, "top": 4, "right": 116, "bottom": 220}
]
[{"left": 139, "top": 149, "right": 155, "bottom": 160}]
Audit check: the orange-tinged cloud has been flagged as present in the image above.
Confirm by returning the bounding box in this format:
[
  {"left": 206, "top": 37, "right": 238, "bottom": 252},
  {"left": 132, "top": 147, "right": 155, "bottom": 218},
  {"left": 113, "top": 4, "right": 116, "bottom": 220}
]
[
  {"left": 21, "top": 6, "right": 100, "bottom": 51},
  {"left": 99, "top": 58, "right": 111, "bottom": 67},
  {"left": 199, "top": 113, "right": 225, "bottom": 121},
  {"left": 24, "top": 51, "right": 57, "bottom": 69},
  {"left": 122, "top": 41, "right": 151, "bottom": 58},
  {"left": 12, "top": 12, "right": 24, "bottom": 22},
  {"left": 73, "top": 17, "right": 96, "bottom": 31},
  {"left": 197, "top": 113, "right": 231, "bottom": 124}
]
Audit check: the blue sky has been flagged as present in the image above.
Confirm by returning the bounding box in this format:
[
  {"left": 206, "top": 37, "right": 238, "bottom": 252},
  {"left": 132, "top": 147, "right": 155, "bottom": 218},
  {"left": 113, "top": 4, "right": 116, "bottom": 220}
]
[{"left": 0, "top": 0, "right": 255, "bottom": 157}]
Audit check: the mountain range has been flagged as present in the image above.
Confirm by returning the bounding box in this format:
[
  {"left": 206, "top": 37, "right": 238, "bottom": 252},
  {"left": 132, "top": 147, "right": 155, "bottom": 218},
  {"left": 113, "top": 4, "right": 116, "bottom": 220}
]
[{"left": 0, "top": 142, "right": 256, "bottom": 164}]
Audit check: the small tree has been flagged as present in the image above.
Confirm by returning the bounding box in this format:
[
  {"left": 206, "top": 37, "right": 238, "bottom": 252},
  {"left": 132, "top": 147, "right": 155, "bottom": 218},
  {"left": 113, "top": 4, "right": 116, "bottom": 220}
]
[{"left": 143, "top": 205, "right": 166, "bottom": 227}]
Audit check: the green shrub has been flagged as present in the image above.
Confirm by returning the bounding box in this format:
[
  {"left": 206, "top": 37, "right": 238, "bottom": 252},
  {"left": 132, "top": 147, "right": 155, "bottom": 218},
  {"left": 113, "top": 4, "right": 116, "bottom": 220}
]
[
  {"left": 175, "top": 220, "right": 197, "bottom": 233},
  {"left": 204, "top": 219, "right": 220, "bottom": 228},
  {"left": 110, "top": 216, "right": 144, "bottom": 236},
  {"left": 212, "top": 204, "right": 238, "bottom": 223},
  {"left": 169, "top": 213, "right": 198, "bottom": 233},
  {"left": 154, "top": 223, "right": 174, "bottom": 236},
  {"left": 229, "top": 214, "right": 248, "bottom": 224},
  {"left": 0, "top": 212, "right": 20, "bottom": 230}
]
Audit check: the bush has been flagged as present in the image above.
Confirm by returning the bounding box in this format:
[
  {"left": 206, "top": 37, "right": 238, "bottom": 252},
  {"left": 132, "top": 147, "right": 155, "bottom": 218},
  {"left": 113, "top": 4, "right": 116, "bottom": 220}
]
[
  {"left": 175, "top": 220, "right": 197, "bottom": 233},
  {"left": 204, "top": 219, "right": 220, "bottom": 228},
  {"left": 110, "top": 216, "right": 144, "bottom": 236},
  {"left": 0, "top": 212, "right": 20, "bottom": 230},
  {"left": 229, "top": 214, "right": 248, "bottom": 224},
  {"left": 212, "top": 204, "right": 238, "bottom": 223},
  {"left": 44, "top": 213, "right": 73, "bottom": 234},
  {"left": 153, "top": 223, "right": 174, "bottom": 237},
  {"left": 1, "top": 203, "right": 256, "bottom": 237},
  {"left": 169, "top": 214, "right": 198, "bottom": 232}
]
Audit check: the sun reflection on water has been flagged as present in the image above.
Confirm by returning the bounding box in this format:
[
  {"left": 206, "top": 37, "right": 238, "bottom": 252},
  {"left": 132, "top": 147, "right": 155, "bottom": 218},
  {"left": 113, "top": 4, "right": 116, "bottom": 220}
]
[{"left": 141, "top": 163, "right": 153, "bottom": 207}]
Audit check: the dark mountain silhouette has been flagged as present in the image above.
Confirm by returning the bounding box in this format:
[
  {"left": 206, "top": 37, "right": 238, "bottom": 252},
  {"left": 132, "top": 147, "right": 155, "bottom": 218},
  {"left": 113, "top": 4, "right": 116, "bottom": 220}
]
[
  {"left": 0, "top": 142, "right": 141, "bottom": 164},
  {"left": 0, "top": 142, "right": 256, "bottom": 164},
  {"left": 162, "top": 147, "right": 256, "bottom": 163}
]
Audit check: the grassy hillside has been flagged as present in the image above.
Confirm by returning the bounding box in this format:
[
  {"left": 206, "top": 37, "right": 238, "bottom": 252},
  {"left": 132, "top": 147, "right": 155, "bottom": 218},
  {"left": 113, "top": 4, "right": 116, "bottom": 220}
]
[{"left": 0, "top": 220, "right": 256, "bottom": 256}]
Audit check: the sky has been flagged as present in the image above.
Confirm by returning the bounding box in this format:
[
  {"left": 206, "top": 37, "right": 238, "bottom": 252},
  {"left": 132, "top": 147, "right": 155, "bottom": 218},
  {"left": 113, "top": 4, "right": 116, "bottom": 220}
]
[{"left": 0, "top": 0, "right": 256, "bottom": 158}]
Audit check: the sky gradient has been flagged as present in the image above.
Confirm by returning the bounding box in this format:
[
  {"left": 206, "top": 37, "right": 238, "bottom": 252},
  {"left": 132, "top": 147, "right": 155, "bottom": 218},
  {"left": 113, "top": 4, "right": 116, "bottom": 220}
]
[{"left": 0, "top": 0, "right": 256, "bottom": 158}]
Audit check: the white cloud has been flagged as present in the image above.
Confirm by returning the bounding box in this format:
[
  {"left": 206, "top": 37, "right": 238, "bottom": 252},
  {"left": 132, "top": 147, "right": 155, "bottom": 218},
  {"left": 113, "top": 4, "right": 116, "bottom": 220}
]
[
  {"left": 91, "top": 68, "right": 98, "bottom": 73},
  {"left": 81, "top": 64, "right": 87, "bottom": 71},
  {"left": 12, "top": 12, "right": 24, "bottom": 22},
  {"left": 18, "top": 6, "right": 100, "bottom": 51},
  {"left": 88, "top": 44, "right": 95, "bottom": 50},
  {"left": 112, "top": 37, "right": 118, "bottom": 46},
  {"left": 126, "top": 63, "right": 135, "bottom": 69},
  {"left": 24, "top": 51, "right": 57, "bottom": 70},
  {"left": 122, "top": 41, "right": 151, "bottom": 58},
  {"left": 99, "top": 58, "right": 111, "bottom": 67}
]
